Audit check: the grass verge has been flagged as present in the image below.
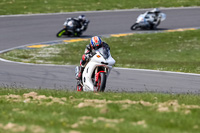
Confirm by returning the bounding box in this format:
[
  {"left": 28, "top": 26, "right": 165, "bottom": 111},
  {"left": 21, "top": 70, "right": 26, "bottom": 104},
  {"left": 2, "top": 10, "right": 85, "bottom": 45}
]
[
  {"left": 1, "top": 29, "right": 200, "bottom": 74},
  {"left": 1, "top": 0, "right": 200, "bottom": 15},
  {"left": 0, "top": 88, "right": 200, "bottom": 133}
]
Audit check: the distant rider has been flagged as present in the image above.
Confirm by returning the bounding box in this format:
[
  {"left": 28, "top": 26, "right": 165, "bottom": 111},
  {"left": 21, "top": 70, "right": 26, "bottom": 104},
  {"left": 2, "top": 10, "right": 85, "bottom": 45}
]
[
  {"left": 76, "top": 36, "right": 110, "bottom": 84},
  {"left": 146, "top": 8, "right": 162, "bottom": 29},
  {"left": 64, "top": 15, "right": 90, "bottom": 35}
]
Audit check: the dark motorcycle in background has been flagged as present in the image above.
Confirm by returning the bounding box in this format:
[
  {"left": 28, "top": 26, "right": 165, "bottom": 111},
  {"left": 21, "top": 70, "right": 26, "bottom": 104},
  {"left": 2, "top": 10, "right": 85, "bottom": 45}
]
[{"left": 56, "top": 19, "right": 88, "bottom": 37}]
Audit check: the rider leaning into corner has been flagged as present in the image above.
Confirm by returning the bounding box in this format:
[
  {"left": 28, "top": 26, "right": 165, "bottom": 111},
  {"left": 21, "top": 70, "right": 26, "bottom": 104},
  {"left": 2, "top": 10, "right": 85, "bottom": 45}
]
[
  {"left": 76, "top": 36, "right": 110, "bottom": 86},
  {"left": 64, "top": 15, "right": 90, "bottom": 35},
  {"left": 146, "top": 8, "right": 162, "bottom": 29}
]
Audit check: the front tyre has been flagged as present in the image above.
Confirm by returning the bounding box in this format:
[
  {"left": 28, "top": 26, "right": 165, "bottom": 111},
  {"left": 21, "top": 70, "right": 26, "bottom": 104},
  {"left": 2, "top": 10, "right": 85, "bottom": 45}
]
[
  {"left": 56, "top": 29, "right": 66, "bottom": 37},
  {"left": 97, "top": 73, "right": 106, "bottom": 92},
  {"left": 130, "top": 23, "right": 139, "bottom": 30}
]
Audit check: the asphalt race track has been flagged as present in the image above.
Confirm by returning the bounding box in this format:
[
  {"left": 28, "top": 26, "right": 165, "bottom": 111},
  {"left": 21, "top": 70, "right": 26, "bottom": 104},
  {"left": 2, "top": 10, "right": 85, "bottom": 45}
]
[{"left": 0, "top": 7, "right": 200, "bottom": 93}]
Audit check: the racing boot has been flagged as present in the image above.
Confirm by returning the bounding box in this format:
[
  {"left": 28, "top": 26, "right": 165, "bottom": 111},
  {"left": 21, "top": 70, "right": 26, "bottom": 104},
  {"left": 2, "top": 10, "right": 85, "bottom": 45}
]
[
  {"left": 76, "top": 66, "right": 84, "bottom": 80},
  {"left": 76, "top": 80, "right": 83, "bottom": 91}
]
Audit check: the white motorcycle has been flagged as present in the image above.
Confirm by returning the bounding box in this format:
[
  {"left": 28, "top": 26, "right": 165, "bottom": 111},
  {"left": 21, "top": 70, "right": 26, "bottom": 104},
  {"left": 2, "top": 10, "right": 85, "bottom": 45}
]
[
  {"left": 75, "top": 47, "right": 115, "bottom": 92},
  {"left": 130, "top": 10, "right": 166, "bottom": 30}
]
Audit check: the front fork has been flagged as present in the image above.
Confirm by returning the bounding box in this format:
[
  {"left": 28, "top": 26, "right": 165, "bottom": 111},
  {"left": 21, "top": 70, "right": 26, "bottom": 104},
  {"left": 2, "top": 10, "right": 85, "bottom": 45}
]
[
  {"left": 94, "top": 67, "right": 107, "bottom": 86},
  {"left": 95, "top": 71, "right": 106, "bottom": 81}
]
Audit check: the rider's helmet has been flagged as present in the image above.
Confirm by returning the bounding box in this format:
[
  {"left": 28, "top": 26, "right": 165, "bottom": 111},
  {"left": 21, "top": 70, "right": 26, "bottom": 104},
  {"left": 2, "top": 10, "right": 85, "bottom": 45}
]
[
  {"left": 78, "top": 15, "right": 86, "bottom": 22},
  {"left": 151, "top": 8, "right": 160, "bottom": 13},
  {"left": 90, "top": 36, "right": 102, "bottom": 50}
]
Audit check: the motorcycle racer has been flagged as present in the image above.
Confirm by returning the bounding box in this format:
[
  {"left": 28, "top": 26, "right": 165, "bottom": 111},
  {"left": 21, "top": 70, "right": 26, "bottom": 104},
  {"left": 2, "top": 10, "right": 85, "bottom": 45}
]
[
  {"left": 77, "top": 15, "right": 90, "bottom": 32},
  {"left": 64, "top": 15, "right": 90, "bottom": 35},
  {"left": 130, "top": 8, "right": 166, "bottom": 30},
  {"left": 76, "top": 36, "right": 110, "bottom": 83},
  {"left": 146, "top": 8, "right": 162, "bottom": 29}
]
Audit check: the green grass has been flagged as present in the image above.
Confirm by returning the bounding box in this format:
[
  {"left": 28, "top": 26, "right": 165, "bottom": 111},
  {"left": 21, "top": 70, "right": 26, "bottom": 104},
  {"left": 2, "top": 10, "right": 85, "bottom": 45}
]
[
  {"left": 1, "top": 29, "right": 200, "bottom": 74},
  {"left": 0, "top": 88, "right": 200, "bottom": 133},
  {"left": 1, "top": 0, "right": 200, "bottom": 15}
]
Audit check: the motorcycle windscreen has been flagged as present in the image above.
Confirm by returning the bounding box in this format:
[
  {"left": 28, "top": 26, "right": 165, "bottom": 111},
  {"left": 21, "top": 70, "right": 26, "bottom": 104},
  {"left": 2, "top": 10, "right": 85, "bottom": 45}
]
[{"left": 97, "top": 47, "right": 110, "bottom": 59}]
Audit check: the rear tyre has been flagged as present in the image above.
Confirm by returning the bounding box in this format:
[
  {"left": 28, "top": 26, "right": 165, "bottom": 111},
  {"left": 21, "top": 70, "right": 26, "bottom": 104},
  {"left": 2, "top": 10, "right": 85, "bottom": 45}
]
[
  {"left": 130, "top": 23, "right": 138, "bottom": 30},
  {"left": 97, "top": 73, "right": 106, "bottom": 92},
  {"left": 56, "top": 29, "right": 66, "bottom": 37}
]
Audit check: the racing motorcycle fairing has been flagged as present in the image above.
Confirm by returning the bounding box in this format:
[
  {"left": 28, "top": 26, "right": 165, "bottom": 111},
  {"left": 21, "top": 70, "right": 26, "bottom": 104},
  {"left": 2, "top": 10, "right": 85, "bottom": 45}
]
[{"left": 81, "top": 47, "right": 115, "bottom": 92}]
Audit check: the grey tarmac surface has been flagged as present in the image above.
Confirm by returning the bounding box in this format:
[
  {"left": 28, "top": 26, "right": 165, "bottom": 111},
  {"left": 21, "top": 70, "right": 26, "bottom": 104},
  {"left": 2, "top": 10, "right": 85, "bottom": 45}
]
[{"left": 0, "top": 7, "right": 200, "bottom": 93}]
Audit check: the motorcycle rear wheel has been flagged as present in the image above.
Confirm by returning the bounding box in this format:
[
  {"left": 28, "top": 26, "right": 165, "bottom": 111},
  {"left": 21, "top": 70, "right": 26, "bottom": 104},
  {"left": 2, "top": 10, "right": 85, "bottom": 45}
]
[
  {"left": 56, "top": 29, "right": 66, "bottom": 37},
  {"left": 96, "top": 73, "right": 106, "bottom": 92},
  {"left": 130, "top": 23, "right": 139, "bottom": 30}
]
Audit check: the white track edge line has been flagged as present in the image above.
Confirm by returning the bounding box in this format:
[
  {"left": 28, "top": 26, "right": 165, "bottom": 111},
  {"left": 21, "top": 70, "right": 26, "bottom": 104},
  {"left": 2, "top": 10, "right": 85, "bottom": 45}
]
[
  {"left": 1, "top": 57, "right": 200, "bottom": 76},
  {"left": 115, "top": 67, "right": 200, "bottom": 76}
]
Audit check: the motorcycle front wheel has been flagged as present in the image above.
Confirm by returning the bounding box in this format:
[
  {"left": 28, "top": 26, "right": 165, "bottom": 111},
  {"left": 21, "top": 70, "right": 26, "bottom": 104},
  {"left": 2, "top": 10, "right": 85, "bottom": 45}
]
[
  {"left": 130, "top": 23, "right": 139, "bottom": 30},
  {"left": 96, "top": 73, "right": 106, "bottom": 92},
  {"left": 56, "top": 29, "right": 66, "bottom": 37}
]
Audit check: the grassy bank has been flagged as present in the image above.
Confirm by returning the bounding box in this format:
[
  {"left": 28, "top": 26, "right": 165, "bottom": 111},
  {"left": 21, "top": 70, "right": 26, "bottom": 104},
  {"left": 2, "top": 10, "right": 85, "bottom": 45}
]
[
  {"left": 1, "top": 0, "right": 200, "bottom": 15},
  {"left": 0, "top": 88, "right": 200, "bottom": 133},
  {"left": 1, "top": 29, "right": 200, "bottom": 74}
]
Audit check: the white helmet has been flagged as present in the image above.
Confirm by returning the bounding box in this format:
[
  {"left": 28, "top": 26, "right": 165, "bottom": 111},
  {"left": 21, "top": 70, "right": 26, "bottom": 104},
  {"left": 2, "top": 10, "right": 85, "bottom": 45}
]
[{"left": 151, "top": 8, "right": 160, "bottom": 13}]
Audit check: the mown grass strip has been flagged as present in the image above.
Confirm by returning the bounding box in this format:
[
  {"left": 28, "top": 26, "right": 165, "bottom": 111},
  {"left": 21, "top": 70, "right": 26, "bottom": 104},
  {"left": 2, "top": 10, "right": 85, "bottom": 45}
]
[
  {"left": 1, "top": 29, "right": 200, "bottom": 74},
  {"left": 0, "top": 88, "right": 200, "bottom": 133},
  {"left": 1, "top": 0, "right": 200, "bottom": 15}
]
